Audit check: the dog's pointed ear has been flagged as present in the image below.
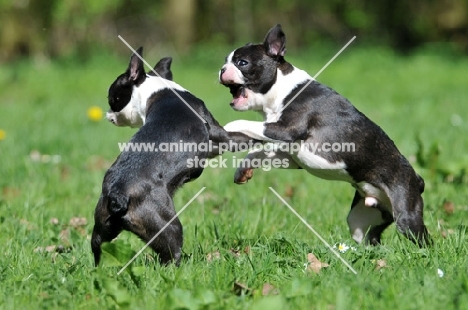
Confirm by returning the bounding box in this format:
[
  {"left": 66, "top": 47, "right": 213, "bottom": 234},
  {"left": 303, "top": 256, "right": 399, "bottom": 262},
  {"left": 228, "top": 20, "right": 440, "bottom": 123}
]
[
  {"left": 128, "top": 46, "right": 146, "bottom": 84},
  {"left": 263, "top": 24, "right": 286, "bottom": 57},
  {"left": 149, "top": 57, "right": 173, "bottom": 80}
]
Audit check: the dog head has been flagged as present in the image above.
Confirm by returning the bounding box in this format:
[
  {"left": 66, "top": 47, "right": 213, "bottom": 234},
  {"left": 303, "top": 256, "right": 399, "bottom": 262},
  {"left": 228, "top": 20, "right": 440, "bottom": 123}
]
[
  {"left": 107, "top": 47, "right": 173, "bottom": 127},
  {"left": 219, "top": 24, "right": 293, "bottom": 111}
]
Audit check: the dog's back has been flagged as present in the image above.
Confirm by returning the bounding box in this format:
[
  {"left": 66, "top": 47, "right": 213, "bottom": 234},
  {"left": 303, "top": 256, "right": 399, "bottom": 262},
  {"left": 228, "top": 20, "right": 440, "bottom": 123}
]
[
  {"left": 91, "top": 90, "right": 207, "bottom": 265},
  {"left": 92, "top": 47, "right": 256, "bottom": 266},
  {"left": 219, "top": 24, "right": 431, "bottom": 247}
]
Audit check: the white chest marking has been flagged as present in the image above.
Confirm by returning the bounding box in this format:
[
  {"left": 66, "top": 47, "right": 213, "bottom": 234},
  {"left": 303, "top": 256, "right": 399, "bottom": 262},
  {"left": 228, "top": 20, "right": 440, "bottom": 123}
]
[{"left": 261, "top": 67, "right": 313, "bottom": 121}]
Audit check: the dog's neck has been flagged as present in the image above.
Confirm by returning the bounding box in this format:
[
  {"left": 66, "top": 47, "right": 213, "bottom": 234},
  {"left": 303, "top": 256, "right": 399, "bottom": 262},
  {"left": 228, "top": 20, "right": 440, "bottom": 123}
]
[
  {"left": 254, "top": 65, "right": 313, "bottom": 122},
  {"left": 130, "top": 75, "right": 187, "bottom": 124}
]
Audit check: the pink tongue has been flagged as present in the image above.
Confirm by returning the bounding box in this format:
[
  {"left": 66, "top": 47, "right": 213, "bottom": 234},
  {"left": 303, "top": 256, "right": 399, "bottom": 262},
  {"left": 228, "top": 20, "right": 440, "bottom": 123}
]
[
  {"left": 231, "top": 88, "right": 247, "bottom": 107},
  {"left": 231, "top": 96, "right": 247, "bottom": 106}
]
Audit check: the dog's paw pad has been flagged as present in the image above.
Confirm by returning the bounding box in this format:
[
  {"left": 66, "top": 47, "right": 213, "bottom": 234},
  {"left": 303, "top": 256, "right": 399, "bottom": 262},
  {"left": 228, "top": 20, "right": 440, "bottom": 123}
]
[{"left": 234, "top": 168, "right": 254, "bottom": 184}]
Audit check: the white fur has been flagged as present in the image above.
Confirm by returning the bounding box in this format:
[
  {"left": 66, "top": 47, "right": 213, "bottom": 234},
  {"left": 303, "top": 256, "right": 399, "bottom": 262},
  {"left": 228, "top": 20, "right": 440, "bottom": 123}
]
[
  {"left": 223, "top": 120, "right": 275, "bottom": 141},
  {"left": 220, "top": 53, "right": 312, "bottom": 118},
  {"left": 240, "top": 144, "right": 301, "bottom": 168},
  {"left": 347, "top": 199, "right": 386, "bottom": 243},
  {"left": 256, "top": 67, "right": 312, "bottom": 120},
  {"left": 356, "top": 182, "right": 390, "bottom": 209},
  {"left": 107, "top": 75, "right": 186, "bottom": 128},
  {"left": 219, "top": 52, "right": 245, "bottom": 85},
  {"left": 226, "top": 51, "right": 235, "bottom": 66},
  {"left": 365, "top": 197, "right": 378, "bottom": 207},
  {"left": 292, "top": 150, "right": 350, "bottom": 181},
  {"left": 224, "top": 119, "right": 351, "bottom": 181},
  {"left": 106, "top": 102, "right": 141, "bottom": 128},
  {"left": 225, "top": 119, "right": 386, "bottom": 204},
  {"left": 222, "top": 50, "right": 397, "bottom": 244}
]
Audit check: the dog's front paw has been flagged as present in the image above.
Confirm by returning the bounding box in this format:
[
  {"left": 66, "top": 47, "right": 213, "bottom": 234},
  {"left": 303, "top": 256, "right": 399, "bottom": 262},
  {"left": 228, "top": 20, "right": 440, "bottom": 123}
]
[
  {"left": 234, "top": 167, "right": 254, "bottom": 184},
  {"left": 224, "top": 120, "right": 246, "bottom": 132}
]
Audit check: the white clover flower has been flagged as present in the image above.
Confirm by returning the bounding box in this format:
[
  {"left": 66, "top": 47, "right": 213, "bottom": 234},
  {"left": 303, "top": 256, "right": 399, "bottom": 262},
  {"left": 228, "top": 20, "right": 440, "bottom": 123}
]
[{"left": 437, "top": 268, "right": 444, "bottom": 278}]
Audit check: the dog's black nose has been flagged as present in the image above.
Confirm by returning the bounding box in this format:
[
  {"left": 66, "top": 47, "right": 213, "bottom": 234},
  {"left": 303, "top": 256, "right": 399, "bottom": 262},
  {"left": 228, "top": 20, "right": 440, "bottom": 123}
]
[{"left": 220, "top": 67, "right": 226, "bottom": 75}]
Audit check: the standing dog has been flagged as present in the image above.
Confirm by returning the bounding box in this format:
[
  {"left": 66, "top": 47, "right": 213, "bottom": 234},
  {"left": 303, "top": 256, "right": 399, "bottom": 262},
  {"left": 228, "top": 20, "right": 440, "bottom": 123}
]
[
  {"left": 91, "top": 47, "right": 253, "bottom": 266},
  {"left": 219, "top": 24, "right": 431, "bottom": 246}
]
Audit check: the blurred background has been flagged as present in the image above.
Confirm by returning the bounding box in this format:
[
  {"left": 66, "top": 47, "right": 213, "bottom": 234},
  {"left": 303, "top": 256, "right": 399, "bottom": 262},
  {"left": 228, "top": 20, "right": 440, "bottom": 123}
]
[
  {"left": 1, "top": 0, "right": 467, "bottom": 62},
  {"left": 1, "top": 0, "right": 467, "bottom": 186},
  {"left": 0, "top": 3, "right": 467, "bottom": 306}
]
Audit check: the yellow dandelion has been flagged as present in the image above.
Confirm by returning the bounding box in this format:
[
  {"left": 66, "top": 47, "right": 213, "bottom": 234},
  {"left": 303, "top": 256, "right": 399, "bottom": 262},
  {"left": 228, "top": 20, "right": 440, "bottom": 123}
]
[
  {"left": 0, "top": 129, "right": 6, "bottom": 140},
  {"left": 87, "top": 106, "right": 103, "bottom": 122}
]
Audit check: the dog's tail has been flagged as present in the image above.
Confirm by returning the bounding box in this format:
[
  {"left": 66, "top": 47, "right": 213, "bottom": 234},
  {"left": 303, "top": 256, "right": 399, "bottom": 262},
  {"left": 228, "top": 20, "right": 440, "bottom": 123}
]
[
  {"left": 91, "top": 226, "right": 103, "bottom": 266},
  {"left": 91, "top": 193, "right": 127, "bottom": 266}
]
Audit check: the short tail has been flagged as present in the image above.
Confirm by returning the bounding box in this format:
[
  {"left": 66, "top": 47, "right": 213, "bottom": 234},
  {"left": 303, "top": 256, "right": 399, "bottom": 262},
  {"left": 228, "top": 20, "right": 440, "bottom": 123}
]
[
  {"left": 91, "top": 229, "right": 103, "bottom": 266},
  {"left": 91, "top": 193, "right": 126, "bottom": 266}
]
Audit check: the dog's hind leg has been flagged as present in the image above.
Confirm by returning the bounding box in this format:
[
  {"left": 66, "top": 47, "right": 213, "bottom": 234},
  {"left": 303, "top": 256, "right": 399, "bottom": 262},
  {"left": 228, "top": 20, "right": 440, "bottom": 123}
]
[
  {"left": 347, "top": 191, "right": 393, "bottom": 245},
  {"left": 91, "top": 195, "right": 124, "bottom": 266},
  {"left": 365, "top": 208, "right": 394, "bottom": 245},
  {"left": 122, "top": 189, "right": 183, "bottom": 265}
]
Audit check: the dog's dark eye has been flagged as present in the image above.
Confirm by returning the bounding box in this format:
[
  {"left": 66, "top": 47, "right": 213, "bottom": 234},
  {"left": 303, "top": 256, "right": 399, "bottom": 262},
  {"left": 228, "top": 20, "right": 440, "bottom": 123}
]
[{"left": 236, "top": 59, "right": 248, "bottom": 67}]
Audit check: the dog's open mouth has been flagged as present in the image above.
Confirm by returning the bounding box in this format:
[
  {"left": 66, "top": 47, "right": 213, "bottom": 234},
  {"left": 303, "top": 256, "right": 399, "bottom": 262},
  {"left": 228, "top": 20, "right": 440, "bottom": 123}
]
[{"left": 226, "top": 84, "right": 248, "bottom": 108}]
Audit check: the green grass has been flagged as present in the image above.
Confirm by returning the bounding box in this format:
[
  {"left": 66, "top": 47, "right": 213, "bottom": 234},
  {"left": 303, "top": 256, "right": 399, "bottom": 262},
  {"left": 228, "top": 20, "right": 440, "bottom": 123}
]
[{"left": 1, "top": 44, "right": 468, "bottom": 309}]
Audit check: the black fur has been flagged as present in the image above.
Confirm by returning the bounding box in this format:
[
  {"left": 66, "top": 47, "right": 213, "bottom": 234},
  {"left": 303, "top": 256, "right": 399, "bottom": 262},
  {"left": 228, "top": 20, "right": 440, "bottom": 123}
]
[
  {"left": 92, "top": 49, "right": 253, "bottom": 266},
  {"left": 220, "top": 25, "right": 431, "bottom": 247}
]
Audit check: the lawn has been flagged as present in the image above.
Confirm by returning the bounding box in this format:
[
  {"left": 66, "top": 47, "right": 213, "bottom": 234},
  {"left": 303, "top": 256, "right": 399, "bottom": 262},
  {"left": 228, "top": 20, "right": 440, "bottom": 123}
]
[{"left": 0, "top": 43, "right": 467, "bottom": 309}]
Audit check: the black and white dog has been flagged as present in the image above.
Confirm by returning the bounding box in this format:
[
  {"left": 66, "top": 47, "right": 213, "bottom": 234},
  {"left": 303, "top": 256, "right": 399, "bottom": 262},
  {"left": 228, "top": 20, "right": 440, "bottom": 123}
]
[
  {"left": 91, "top": 47, "right": 253, "bottom": 266},
  {"left": 219, "top": 24, "right": 431, "bottom": 246},
  {"left": 105, "top": 55, "right": 173, "bottom": 127}
]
